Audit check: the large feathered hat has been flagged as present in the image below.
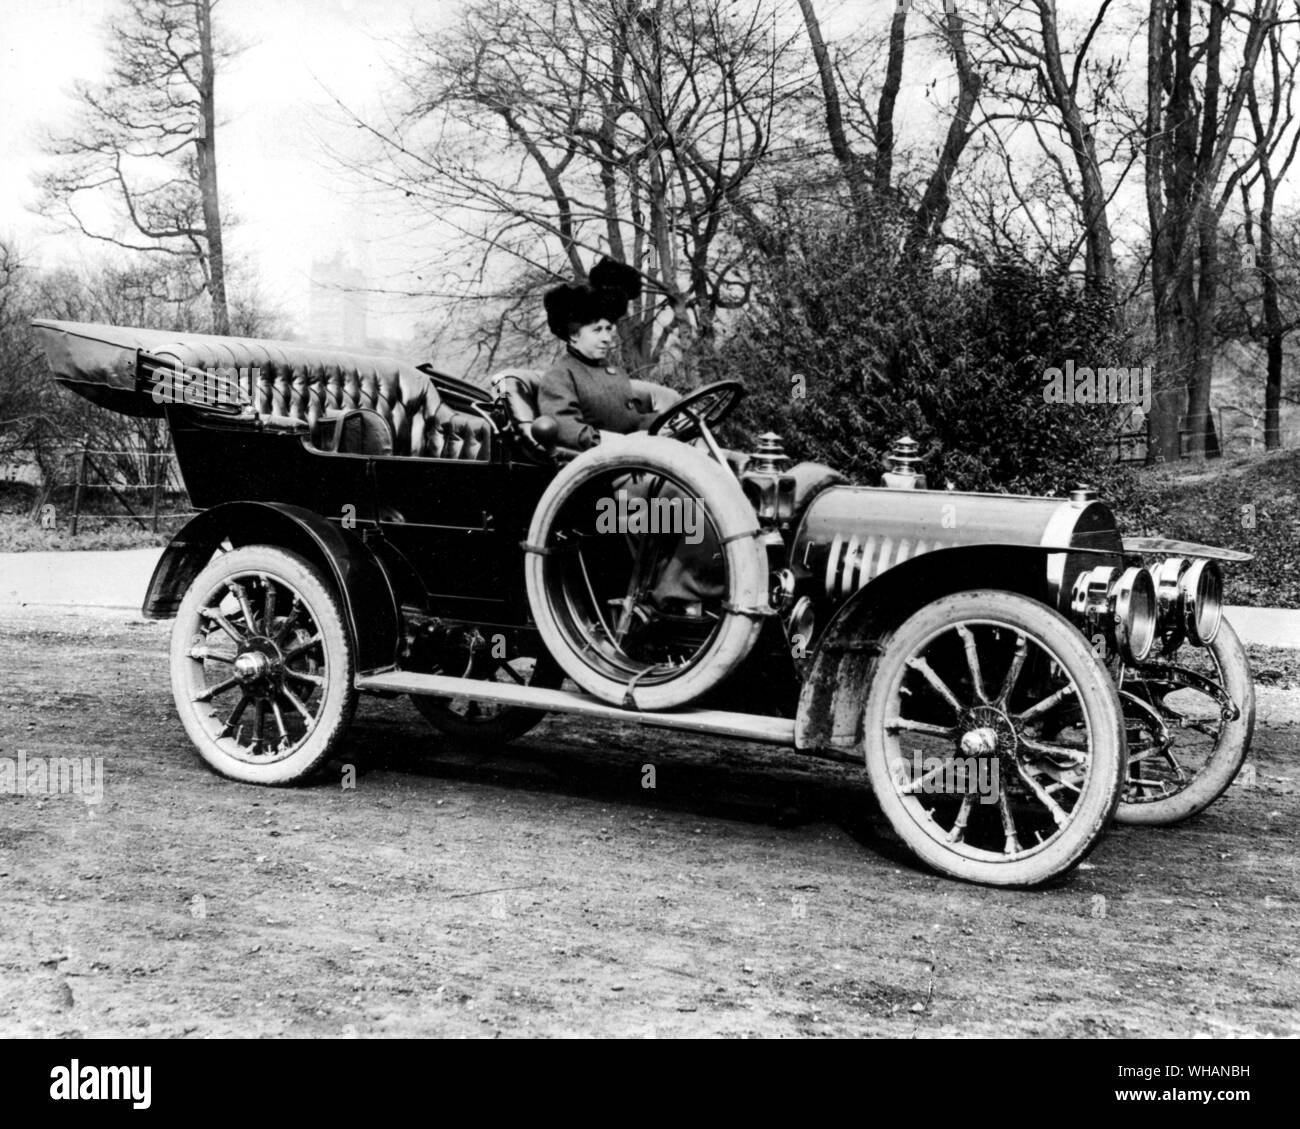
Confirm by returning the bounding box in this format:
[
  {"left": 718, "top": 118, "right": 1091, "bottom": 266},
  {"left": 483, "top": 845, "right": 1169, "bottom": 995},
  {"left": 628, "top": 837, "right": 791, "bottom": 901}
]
[{"left": 544, "top": 257, "right": 643, "bottom": 338}]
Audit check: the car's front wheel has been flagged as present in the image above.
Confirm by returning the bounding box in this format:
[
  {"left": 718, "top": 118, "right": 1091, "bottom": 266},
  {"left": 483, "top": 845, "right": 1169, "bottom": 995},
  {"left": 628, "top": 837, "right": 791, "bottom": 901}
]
[
  {"left": 170, "top": 545, "right": 357, "bottom": 785},
  {"left": 859, "top": 589, "right": 1125, "bottom": 886}
]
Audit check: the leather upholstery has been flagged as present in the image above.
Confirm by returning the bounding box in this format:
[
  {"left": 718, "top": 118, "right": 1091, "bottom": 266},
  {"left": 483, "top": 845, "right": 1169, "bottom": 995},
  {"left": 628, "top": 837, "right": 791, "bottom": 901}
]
[
  {"left": 338, "top": 408, "right": 396, "bottom": 456},
  {"left": 490, "top": 369, "right": 545, "bottom": 433},
  {"left": 67, "top": 324, "right": 491, "bottom": 460},
  {"left": 312, "top": 408, "right": 395, "bottom": 456}
]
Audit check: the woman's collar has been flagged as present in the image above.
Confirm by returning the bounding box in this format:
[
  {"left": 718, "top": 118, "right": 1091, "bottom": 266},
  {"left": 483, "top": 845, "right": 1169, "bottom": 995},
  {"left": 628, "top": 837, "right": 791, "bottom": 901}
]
[{"left": 566, "top": 344, "right": 607, "bottom": 367}]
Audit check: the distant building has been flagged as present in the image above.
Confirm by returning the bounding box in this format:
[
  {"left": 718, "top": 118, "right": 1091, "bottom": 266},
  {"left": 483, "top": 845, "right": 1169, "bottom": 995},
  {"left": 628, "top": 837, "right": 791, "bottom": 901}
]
[{"left": 308, "top": 252, "right": 367, "bottom": 348}]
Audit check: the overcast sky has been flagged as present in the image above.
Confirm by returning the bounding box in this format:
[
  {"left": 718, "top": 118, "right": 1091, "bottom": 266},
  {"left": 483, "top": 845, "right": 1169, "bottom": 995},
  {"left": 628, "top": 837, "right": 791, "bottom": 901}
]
[
  {"left": 8, "top": 1, "right": 1256, "bottom": 356},
  {"left": 0, "top": 0, "right": 446, "bottom": 342},
  {"left": 0, "top": 0, "right": 889, "bottom": 352}
]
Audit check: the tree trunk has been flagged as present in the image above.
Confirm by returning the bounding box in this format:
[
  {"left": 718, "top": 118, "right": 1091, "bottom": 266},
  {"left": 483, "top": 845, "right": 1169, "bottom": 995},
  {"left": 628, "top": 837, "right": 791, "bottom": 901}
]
[
  {"left": 1241, "top": 16, "right": 1297, "bottom": 451},
  {"left": 1149, "top": 322, "right": 1189, "bottom": 463},
  {"left": 795, "top": 0, "right": 868, "bottom": 220},
  {"left": 196, "top": 0, "right": 229, "bottom": 335},
  {"left": 1180, "top": 1, "right": 1223, "bottom": 459},
  {"left": 1261, "top": 177, "right": 1283, "bottom": 449},
  {"left": 905, "top": 4, "right": 980, "bottom": 257},
  {"left": 1035, "top": 0, "right": 1117, "bottom": 301},
  {"left": 874, "top": 4, "right": 908, "bottom": 197},
  {"left": 1145, "top": 0, "right": 1176, "bottom": 461},
  {"left": 1147, "top": 0, "right": 1202, "bottom": 462},
  {"left": 1184, "top": 210, "right": 1220, "bottom": 458}
]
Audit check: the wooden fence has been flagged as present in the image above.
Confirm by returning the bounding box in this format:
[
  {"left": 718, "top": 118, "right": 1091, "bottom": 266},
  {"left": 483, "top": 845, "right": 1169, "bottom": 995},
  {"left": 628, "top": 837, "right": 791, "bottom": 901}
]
[{"left": 66, "top": 438, "right": 186, "bottom": 535}]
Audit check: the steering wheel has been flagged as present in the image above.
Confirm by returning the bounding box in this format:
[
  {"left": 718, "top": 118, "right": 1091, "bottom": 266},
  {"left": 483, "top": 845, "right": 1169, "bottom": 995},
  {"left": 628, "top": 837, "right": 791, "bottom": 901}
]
[{"left": 647, "top": 380, "right": 745, "bottom": 442}]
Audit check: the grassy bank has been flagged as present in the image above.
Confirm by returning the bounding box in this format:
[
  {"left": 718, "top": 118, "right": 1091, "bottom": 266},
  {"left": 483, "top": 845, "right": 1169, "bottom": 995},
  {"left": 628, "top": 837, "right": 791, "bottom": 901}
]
[
  {"left": 1108, "top": 446, "right": 1300, "bottom": 609},
  {"left": 0, "top": 485, "right": 182, "bottom": 551}
]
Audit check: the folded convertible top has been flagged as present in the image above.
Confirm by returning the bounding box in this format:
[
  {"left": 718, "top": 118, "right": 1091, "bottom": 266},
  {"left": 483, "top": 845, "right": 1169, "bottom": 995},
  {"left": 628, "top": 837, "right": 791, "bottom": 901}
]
[{"left": 31, "top": 318, "right": 435, "bottom": 418}]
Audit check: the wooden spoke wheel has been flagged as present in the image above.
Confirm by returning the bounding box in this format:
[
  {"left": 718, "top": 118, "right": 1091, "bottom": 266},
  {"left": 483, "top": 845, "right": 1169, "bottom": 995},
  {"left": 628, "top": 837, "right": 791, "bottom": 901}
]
[
  {"left": 170, "top": 545, "right": 356, "bottom": 785},
  {"left": 860, "top": 590, "right": 1125, "bottom": 886}
]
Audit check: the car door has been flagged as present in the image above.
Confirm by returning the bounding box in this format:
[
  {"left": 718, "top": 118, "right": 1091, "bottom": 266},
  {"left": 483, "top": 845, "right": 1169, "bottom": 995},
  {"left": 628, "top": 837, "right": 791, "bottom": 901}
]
[{"left": 370, "top": 454, "right": 550, "bottom": 623}]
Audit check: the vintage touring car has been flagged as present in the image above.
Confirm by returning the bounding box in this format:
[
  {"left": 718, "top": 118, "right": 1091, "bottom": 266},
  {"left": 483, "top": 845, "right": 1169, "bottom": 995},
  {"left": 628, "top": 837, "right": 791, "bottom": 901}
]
[{"left": 34, "top": 318, "right": 1256, "bottom": 886}]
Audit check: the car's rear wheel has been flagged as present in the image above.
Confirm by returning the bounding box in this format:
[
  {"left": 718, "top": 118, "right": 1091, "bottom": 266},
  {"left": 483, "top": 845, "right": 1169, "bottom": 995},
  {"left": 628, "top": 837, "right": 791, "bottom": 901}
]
[
  {"left": 410, "top": 651, "right": 564, "bottom": 747},
  {"left": 1116, "top": 617, "right": 1254, "bottom": 825},
  {"left": 859, "top": 590, "right": 1125, "bottom": 886},
  {"left": 170, "top": 545, "right": 356, "bottom": 785}
]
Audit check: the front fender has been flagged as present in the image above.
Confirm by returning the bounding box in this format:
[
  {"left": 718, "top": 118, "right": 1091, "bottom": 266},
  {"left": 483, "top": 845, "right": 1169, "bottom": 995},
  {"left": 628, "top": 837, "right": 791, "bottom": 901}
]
[
  {"left": 795, "top": 545, "right": 1070, "bottom": 753},
  {"left": 143, "top": 501, "right": 402, "bottom": 676}
]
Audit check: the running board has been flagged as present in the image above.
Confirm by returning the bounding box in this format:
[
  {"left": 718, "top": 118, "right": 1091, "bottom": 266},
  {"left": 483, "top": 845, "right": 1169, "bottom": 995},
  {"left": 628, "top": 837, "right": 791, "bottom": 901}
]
[{"left": 355, "top": 670, "right": 796, "bottom": 746}]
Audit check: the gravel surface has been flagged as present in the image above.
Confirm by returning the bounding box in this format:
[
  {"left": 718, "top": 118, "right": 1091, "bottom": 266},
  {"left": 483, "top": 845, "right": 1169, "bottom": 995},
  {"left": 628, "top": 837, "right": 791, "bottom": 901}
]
[{"left": 0, "top": 611, "right": 1296, "bottom": 1037}]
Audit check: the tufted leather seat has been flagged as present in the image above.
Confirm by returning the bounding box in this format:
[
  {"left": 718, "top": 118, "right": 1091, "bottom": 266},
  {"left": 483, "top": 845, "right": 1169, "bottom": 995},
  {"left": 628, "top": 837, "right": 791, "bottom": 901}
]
[
  {"left": 46, "top": 323, "right": 493, "bottom": 460},
  {"left": 311, "top": 407, "right": 395, "bottom": 456}
]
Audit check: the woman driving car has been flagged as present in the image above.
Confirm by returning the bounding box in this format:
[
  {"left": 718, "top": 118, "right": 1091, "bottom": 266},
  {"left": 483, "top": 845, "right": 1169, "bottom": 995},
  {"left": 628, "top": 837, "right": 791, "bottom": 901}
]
[
  {"left": 538, "top": 257, "right": 657, "bottom": 449},
  {"left": 538, "top": 258, "right": 723, "bottom": 608}
]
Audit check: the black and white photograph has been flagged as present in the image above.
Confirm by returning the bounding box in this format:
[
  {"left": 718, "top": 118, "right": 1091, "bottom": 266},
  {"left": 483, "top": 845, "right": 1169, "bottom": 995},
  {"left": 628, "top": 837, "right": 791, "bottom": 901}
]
[{"left": 0, "top": 0, "right": 1296, "bottom": 1070}]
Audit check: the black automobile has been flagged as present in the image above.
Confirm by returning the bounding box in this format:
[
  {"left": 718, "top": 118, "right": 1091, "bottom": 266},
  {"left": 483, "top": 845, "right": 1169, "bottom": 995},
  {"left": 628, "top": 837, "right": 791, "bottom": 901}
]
[{"left": 34, "top": 318, "right": 1256, "bottom": 886}]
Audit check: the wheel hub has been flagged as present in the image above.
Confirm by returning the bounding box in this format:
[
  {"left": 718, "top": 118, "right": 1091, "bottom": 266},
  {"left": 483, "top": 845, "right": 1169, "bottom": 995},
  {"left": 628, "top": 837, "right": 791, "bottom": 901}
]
[
  {"left": 961, "top": 704, "right": 1018, "bottom": 760},
  {"left": 960, "top": 726, "right": 998, "bottom": 756},
  {"left": 233, "top": 640, "right": 282, "bottom": 687}
]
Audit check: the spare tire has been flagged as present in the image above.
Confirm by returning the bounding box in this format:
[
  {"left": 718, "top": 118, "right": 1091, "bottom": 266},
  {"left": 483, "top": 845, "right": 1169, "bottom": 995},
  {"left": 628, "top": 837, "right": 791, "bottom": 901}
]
[{"left": 524, "top": 435, "right": 768, "bottom": 711}]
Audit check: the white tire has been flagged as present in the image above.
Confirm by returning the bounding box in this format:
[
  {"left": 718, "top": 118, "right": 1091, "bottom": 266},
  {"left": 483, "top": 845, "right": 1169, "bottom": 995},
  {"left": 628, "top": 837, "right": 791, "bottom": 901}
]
[
  {"left": 524, "top": 435, "right": 768, "bottom": 710},
  {"left": 1116, "top": 617, "right": 1255, "bottom": 824},
  {"left": 170, "top": 545, "right": 357, "bottom": 785},
  {"left": 860, "top": 590, "right": 1125, "bottom": 886}
]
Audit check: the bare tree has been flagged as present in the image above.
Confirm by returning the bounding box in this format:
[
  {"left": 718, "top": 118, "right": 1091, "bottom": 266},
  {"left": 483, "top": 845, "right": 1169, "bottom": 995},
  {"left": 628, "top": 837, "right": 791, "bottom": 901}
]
[
  {"left": 969, "top": 0, "right": 1291, "bottom": 457},
  {"left": 1236, "top": 3, "right": 1300, "bottom": 448},
  {"left": 38, "top": 0, "right": 236, "bottom": 333},
  {"left": 906, "top": 2, "right": 984, "bottom": 256},
  {"left": 1144, "top": 0, "right": 1279, "bottom": 461},
  {"left": 346, "top": 0, "right": 801, "bottom": 374},
  {"left": 974, "top": 0, "right": 1127, "bottom": 299},
  {"left": 1030, "top": 1, "right": 1118, "bottom": 296},
  {"left": 795, "top": 0, "right": 983, "bottom": 259},
  {"left": 795, "top": 0, "right": 871, "bottom": 218},
  {"left": 2, "top": 234, "right": 283, "bottom": 500},
  {"left": 0, "top": 241, "right": 52, "bottom": 465},
  {"left": 0, "top": 242, "right": 160, "bottom": 487}
]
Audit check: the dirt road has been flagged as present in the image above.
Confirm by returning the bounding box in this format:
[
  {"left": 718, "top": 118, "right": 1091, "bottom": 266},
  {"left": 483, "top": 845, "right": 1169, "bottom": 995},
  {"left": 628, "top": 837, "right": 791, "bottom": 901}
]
[{"left": 1, "top": 609, "right": 1296, "bottom": 1038}]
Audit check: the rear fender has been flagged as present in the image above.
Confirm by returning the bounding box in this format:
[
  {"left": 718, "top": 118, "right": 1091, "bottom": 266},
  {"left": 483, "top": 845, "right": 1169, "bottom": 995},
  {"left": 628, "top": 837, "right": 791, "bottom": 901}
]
[
  {"left": 795, "top": 545, "right": 1058, "bottom": 752},
  {"left": 143, "top": 501, "right": 403, "bottom": 675}
]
